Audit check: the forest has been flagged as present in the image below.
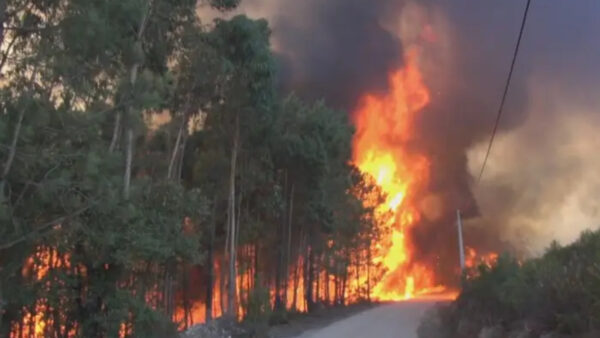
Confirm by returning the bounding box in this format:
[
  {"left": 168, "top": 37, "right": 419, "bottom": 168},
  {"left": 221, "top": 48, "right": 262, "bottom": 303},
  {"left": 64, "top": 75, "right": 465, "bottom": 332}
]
[{"left": 0, "top": 0, "right": 389, "bottom": 336}]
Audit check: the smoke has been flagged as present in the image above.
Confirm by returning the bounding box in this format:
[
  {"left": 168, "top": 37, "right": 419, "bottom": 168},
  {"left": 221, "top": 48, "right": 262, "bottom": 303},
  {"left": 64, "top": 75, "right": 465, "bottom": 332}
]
[
  {"left": 216, "top": 0, "right": 600, "bottom": 273},
  {"left": 466, "top": 77, "right": 600, "bottom": 255},
  {"left": 411, "top": 0, "right": 600, "bottom": 259},
  {"left": 200, "top": 0, "right": 405, "bottom": 110}
]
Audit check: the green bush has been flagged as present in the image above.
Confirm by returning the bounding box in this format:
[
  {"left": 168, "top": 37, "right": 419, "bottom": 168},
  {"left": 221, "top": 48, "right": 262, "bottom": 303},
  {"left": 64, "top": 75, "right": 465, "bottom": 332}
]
[{"left": 420, "top": 228, "right": 600, "bottom": 338}]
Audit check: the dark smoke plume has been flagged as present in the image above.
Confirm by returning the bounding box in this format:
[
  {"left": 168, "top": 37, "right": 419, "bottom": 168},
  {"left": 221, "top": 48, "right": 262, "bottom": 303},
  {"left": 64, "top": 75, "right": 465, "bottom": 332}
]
[
  {"left": 224, "top": 0, "right": 404, "bottom": 110},
  {"left": 222, "top": 0, "right": 600, "bottom": 281}
]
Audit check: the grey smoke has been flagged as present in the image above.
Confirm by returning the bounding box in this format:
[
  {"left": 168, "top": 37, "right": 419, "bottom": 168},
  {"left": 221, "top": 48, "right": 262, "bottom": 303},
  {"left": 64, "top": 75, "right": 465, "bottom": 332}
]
[{"left": 210, "top": 0, "right": 600, "bottom": 281}]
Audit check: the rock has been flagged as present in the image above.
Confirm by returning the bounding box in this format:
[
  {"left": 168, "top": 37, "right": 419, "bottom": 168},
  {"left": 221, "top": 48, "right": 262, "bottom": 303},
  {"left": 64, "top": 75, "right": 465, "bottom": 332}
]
[{"left": 478, "top": 325, "right": 505, "bottom": 338}]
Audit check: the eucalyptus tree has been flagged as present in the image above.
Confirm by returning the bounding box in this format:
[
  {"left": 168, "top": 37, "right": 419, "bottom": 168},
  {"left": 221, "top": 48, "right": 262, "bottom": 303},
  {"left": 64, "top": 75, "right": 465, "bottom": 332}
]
[{"left": 203, "top": 15, "right": 276, "bottom": 317}]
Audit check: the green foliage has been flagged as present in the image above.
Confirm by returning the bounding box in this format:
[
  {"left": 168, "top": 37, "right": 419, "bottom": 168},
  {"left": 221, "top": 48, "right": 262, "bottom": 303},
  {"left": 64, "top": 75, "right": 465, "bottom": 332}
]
[{"left": 431, "top": 229, "right": 600, "bottom": 337}]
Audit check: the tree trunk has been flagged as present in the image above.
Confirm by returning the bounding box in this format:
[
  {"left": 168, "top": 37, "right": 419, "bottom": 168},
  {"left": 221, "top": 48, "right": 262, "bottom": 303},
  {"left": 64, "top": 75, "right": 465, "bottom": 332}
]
[
  {"left": 341, "top": 250, "right": 349, "bottom": 305},
  {"left": 284, "top": 184, "right": 294, "bottom": 309},
  {"left": 274, "top": 171, "right": 286, "bottom": 311},
  {"left": 122, "top": 0, "right": 153, "bottom": 200},
  {"left": 253, "top": 242, "right": 259, "bottom": 290},
  {"left": 0, "top": 0, "right": 7, "bottom": 48},
  {"left": 167, "top": 111, "right": 188, "bottom": 180},
  {"left": 315, "top": 255, "right": 321, "bottom": 305},
  {"left": 355, "top": 252, "right": 360, "bottom": 300},
  {"left": 235, "top": 190, "right": 242, "bottom": 313},
  {"left": 122, "top": 128, "right": 133, "bottom": 200},
  {"left": 177, "top": 134, "right": 186, "bottom": 183},
  {"left": 206, "top": 197, "right": 217, "bottom": 322},
  {"left": 163, "top": 263, "right": 175, "bottom": 320},
  {"left": 219, "top": 254, "right": 225, "bottom": 317},
  {"left": 0, "top": 104, "right": 25, "bottom": 201},
  {"left": 227, "top": 114, "right": 239, "bottom": 317},
  {"left": 182, "top": 264, "right": 191, "bottom": 329},
  {"left": 108, "top": 112, "right": 121, "bottom": 153},
  {"left": 367, "top": 245, "right": 372, "bottom": 302},
  {"left": 292, "top": 229, "right": 303, "bottom": 312},
  {"left": 306, "top": 244, "right": 314, "bottom": 312}
]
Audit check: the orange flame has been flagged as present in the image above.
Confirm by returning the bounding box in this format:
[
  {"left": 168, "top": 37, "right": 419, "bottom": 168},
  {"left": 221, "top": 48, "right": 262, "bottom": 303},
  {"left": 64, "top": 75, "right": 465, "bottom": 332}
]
[
  {"left": 465, "top": 246, "right": 499, "bottom": 269},
  {"left": 352, "top": 47, "right": 449, "bottom": 301},
  {"left": 12, "top": 247, "right": 76, "bottom": 338}
]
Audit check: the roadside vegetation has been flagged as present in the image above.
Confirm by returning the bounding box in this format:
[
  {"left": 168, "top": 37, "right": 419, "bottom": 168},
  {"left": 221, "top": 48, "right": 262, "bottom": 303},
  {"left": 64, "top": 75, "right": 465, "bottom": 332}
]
[{"left": 418, "top": 229, "right": 600, "bottom": 338}]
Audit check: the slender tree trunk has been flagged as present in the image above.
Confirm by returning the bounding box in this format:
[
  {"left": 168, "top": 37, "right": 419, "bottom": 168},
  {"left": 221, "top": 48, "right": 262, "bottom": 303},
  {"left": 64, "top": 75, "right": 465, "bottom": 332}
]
[
  {"left": 325, "top": 257, "right": 330, "bottom": 306},
  {"left": 342, "top": 251, "right": 349, "bottom": 305},
  {"left": 0, "top": 0, "right": 6, "bottom": 48},
  {"left": 183, "top": 264, "right": 191, "bottom": 329},
  {"left": 355, "top": 252, "right": 360, "bottom": 300},
  {"left": 0, "top": 104, "right": 25, "bottom": 200},
  {"left": 367, "top": 245, "right": 372, "bottom": 302},
  {"left": 108, "top": 112, "right": 121, "bottom": 153},
  {"left": 234, "top": 190, "right": 242, "bottom": 314},
  {"left": 274, "top": 171, "right": 286, "bottom": 311},
  {"left": 315, "top": 255, "right": 321, "bottom": 305},
  {"left": 227, "top": 114, "right": 239, "bottom": 317},
  {"left": 122, "top": 0, "right": 153, "bottom": 200},
  {"left": 306, "top": 243, "right": 314, "bottom": 312},
  {"left": 284, "top": 184, "right": 294, "bottom": 309},
  {"left": 219, "top": 254, "right": 225, "bottom": 317},
  {"left": 253, "top": 242, "right": 259, "bottom": 289},
  {"left": 163, "top": 263, "right": 175, "bottom": 319},
  {"left": 221, "top": 196, "right": 230, "bottom": 318},
  {"left": 206, "top": 198, "right": 217, "bottom": 322},
  {"left": 167, "top": 112, "right": 188, "bottom": 179},
  {"left": 292, "top": 229, "right": 303, "bottom": 311},
  {"left": 122, "top": 128, "right": 133, "bottom": 200},
  {"left": 177, "top": 135, "right": 186, "bottom": 182}
]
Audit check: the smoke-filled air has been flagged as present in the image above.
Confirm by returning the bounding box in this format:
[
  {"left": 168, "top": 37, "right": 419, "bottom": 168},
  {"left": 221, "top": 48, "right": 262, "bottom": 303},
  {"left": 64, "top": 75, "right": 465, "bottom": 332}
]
[{"left": 224, "top": 0, "right": 600, "bottom": 282}]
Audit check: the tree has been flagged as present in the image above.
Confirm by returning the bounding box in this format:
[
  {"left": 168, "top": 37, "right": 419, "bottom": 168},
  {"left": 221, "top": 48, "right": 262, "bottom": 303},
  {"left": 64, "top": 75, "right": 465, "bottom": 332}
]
[
  {"left": 204, "top": 14, "right": 275, "bottom": 317},
  {"left": 0, "top": 0, "right": 238, "bottom": 336}
]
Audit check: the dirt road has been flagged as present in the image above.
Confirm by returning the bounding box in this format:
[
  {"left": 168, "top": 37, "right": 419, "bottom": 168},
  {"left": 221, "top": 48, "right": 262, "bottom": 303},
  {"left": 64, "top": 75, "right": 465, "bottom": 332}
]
[{"left": 294, "top": 301, "right": 434, "bottom": 338}]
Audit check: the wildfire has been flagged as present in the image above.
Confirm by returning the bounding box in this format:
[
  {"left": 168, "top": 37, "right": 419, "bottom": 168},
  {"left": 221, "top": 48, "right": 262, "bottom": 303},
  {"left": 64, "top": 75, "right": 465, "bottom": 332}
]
[
  {"left": 352, "top": 47, "right": 449, "bottom": 301},
  {"left": 465, "top": 246, "right": 499, "bottom": 269},
  {"left": 12, "top": 247, "right": 75, "bottom": 338}
]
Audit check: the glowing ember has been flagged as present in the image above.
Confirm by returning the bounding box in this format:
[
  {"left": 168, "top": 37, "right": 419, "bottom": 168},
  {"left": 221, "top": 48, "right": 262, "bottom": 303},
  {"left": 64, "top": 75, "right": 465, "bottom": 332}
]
[{"left": 352, "top": 47, "right": 448, "bottom": 301}]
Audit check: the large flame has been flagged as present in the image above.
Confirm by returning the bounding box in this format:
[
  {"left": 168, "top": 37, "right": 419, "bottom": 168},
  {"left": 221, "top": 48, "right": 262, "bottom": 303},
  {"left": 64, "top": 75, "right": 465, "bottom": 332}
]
[{"left": 352, "top": 48, "right": 450, "bottom": 301}]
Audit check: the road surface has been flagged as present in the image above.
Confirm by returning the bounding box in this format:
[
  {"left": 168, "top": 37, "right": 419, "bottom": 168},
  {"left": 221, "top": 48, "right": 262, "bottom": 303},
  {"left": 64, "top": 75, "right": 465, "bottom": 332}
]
[{"left": 296, "top": 301, "right": 434, "bottom": 338}]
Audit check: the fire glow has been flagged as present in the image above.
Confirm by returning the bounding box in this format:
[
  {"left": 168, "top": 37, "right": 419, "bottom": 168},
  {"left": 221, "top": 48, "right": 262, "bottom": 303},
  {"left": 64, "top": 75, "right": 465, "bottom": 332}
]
[{"left": 352, "top": 48, "right": 453, "bottom": 301}]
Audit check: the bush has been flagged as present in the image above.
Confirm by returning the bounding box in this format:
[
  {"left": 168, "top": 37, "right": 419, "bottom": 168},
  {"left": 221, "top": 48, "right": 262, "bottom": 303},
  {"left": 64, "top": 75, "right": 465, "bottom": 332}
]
[{"left": 419, "top": 229, "right": 600, "bottom": 338}]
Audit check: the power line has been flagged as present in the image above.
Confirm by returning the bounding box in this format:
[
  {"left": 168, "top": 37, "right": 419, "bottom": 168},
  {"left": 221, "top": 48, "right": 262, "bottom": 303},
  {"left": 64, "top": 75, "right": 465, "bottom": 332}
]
[{"left": 477, "top": 0, "right": 532, "bottom": 183}]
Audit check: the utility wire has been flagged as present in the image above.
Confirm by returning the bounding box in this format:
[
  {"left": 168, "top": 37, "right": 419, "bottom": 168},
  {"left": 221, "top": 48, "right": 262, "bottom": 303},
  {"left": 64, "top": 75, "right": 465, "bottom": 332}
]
[{"left": 477, "top": 0, "right": 532, "bottom": 183}]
